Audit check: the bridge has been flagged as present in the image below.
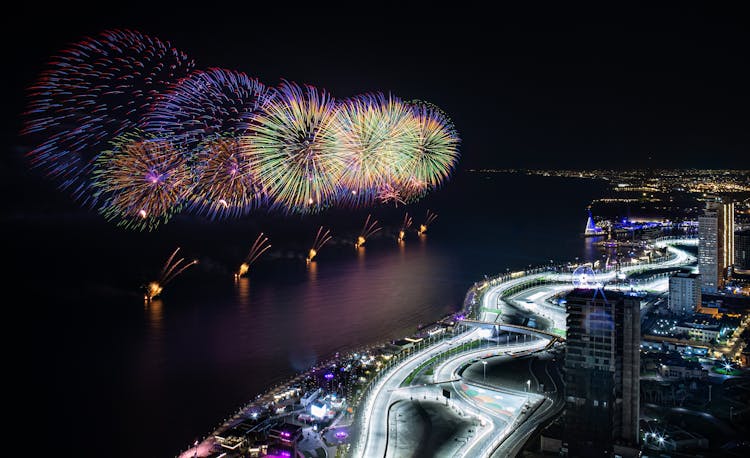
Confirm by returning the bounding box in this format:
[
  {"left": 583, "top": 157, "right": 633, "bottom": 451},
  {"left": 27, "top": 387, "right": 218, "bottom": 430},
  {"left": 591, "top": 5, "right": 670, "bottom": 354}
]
[{"left": 459, "top": 319, "right": 565, "bottom": 341}]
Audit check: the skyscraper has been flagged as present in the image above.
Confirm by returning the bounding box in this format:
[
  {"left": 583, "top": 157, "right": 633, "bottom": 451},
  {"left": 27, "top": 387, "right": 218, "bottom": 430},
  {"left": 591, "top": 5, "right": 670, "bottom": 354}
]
[
  {"left": 736, "top": 229, "right": 750, "bottom": 272},
  {"left": 563, "top": 288, "right": 640, "bottom": 457},
  {"left": 698, "top": 200, "right": 734, "bottom": 292},
  {"left": 668, "top": 272, "right": 701, "bottom": 314}
]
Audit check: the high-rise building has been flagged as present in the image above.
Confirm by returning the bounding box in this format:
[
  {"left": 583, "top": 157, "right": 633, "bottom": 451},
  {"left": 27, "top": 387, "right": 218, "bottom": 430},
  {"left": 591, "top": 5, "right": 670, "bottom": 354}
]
[
  {"left": 736, "top": 229, "right": 750, "bottom": 272},
  {"left": 563, "top": 288, "right": 640, "bottom": 457},
  {"left": 698, "top": 200, "right": 734, "bottom": 291},
  {"left": 668, "top": 272, "right": 701, "bottom": 314}
]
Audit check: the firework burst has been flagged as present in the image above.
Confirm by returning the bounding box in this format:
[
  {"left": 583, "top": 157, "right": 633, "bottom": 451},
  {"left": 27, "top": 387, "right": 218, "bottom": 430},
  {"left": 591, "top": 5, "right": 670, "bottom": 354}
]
[
  {"left": 145, "top": 247, "right": 198, "bottom": 301},
  {"left": 355, "top": 214, "right": 382, "bottom": 248},
  {"left": 236, "top": 233, "right": 271, "bottom": 278},
  {"left": 400, "top": 101, "right": 460, "bottom": 202},
  {"left": 143, "top": 68, "right": 270, "bottom": 149},
  {"left": 23, "top": 29, "right": 194, "bottom": 204},
  {"left": 242, "top": 82, "right": 342, "bottom": 214},
  {"left": 417, "top": 209, "right": 438, "bottom": 235},
  {"left": 398, "top": 212, "right": 413, "bottom": 243},
  {"left": 331, "top": 93, "right": 419, "bottom": 207},
  {"left": 188, "top": 137, "right": 265, "bottom": 220},
  {"left": 307, "top": 226, "right": 333, "bottom": 263},
  {"left": 93, "top": 132, "right": 192, "bottom": 231}
]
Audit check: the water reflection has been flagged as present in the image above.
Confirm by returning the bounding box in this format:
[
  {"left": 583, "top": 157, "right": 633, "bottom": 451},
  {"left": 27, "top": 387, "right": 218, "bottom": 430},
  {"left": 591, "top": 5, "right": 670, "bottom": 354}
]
[
  {"left": 145, "top": 299, "right": 163, "bottom": 335},
  {"left": 236, "top": 277, "right": 250, "bottom": 307}
]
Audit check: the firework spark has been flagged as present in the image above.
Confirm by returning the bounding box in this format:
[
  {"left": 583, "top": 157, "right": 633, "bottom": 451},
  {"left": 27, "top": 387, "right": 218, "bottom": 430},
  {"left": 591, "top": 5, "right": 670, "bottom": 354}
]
[
  {"left": 92, "top": 132, "right": 192, "bottom": 231},
  {"left": 307, "top": 226, "right": 333, "bottom": 263},
  {"left": 236, "top": 233, "right": 271, "bottom": 278},
  {"left": 143, "top": 68, "right": 270, "bottom": 149},
  {"left": 188, "top": 137, "right": 265, "bottom": 220},
  {"left": 145, "top": 247, "right": 198, "bottom": 301},
  {"left": 23, "top": 29, "right": 194, "bottom": 204},
  {"left": 242, "top": 82, "right": 342, "bottom": 214},
  {"left": 355, "top": 214, "right": 382, "bottom": 248},
  {"left": 331, "top": 93, "right": 419, "bottom": 207},
  {"left": 398, "top": 212, "right": 413, "bottom": 243},
  {"left": 400, "top": 101, "right": 460, "bottom": 202},
  {"left": 417, "top": 209, "right": 438, "bottom": 235}
]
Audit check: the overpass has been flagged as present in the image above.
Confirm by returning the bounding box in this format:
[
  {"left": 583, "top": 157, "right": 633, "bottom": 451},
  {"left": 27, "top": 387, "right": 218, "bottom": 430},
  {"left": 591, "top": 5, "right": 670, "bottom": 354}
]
[{"left": 459, "top": 319, "right": 565, "bottom": 341}]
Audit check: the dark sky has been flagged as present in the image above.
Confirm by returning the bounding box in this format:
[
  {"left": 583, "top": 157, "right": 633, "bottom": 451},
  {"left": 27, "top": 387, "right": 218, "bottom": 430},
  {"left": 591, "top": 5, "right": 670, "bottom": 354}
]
[{"left": 1, "top": 2, "right": 748, "bottom": 171}]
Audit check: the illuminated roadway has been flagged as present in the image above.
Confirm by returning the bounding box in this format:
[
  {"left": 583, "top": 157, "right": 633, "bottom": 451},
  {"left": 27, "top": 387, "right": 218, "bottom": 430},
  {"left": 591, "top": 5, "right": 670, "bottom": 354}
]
[{"left": 355, "top": 238, "right": 696, "bottom": 457}]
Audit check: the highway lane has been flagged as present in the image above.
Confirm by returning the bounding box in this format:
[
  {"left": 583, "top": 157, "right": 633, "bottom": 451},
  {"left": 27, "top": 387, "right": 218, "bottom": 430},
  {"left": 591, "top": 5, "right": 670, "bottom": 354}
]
[{"left": 355, "top": 238, "right": 697, "bottom": 457}]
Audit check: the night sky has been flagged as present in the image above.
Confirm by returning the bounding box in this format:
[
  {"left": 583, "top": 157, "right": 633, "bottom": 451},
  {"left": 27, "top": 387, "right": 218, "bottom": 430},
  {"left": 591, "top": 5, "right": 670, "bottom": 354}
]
[{"left": 3, "top": 3, "right": 749, "bottom": 172}]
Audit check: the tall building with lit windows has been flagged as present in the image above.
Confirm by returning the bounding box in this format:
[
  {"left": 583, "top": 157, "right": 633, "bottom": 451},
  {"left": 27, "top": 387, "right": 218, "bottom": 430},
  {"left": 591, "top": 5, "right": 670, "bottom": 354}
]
[
  {"left": 698, "top": 199, "right": 735, "bottom": 292},
  {"left": 563, "top": 288, "right": 640, "bottom": 457}
]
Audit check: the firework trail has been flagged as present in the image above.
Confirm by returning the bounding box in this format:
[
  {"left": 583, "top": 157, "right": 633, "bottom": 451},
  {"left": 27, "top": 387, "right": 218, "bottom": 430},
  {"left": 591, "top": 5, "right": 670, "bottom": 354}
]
[
  {"left": 188, "top": 137, "right": 265, "bottom": 220},
  {"left": 23, "top": 29, "right": 194, "bottom": 204},
  {"left": 417, "top": 209, "right": 438, "bottom": 235},
  {"left": 236, "top": 233, "right": 271, "bottom": 277},
  {"left": 143, "top": 68, "right": 270, "bottom": 150},
  {"left": 145, "top": 247, "right": 198, "bottom": 301},
  {"left": 307, "top": 226, "right": 333, "bottom": 263},
  {"left": 398, "top": 212, "right": 413, "bottom": 243},
  {"left": 92, "top": 132, "right": 192, "bottom": 231},
  {"left": 331, "top": 93, "right": 419, "bottom": 207},
  {"left": 242, "top": 81, "right": 342, "bottom": 214},
  {"left": 355, "top": 214, "right": 382, "bottom": 248}
]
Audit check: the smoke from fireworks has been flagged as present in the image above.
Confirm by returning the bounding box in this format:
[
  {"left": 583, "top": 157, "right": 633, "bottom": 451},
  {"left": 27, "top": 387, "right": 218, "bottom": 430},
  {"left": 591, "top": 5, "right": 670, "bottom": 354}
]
[
  {"left": 93, "top": 133, "right": 193, "bottom": 231},
  {"left": 145, "top": 247, "right": 198, "bottom": 301},
  {"left": 236, "top": 233, "right": 271, "bottom": 278},
  {"left": 23, "top": 29, "right": 195, "bottom": 204},
  {"left": 307, "top": 226, "right": 333, "bottom": 263}
]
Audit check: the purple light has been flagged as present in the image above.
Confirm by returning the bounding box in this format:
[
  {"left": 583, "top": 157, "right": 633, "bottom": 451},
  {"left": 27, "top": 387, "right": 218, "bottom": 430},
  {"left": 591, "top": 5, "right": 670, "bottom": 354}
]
[
  {"left": 335, "top": 430, "right": 348, "bottom": 439},
  {"left": 281, "top": 431, "right": 291, "bottom": 438},
  {"left": 324, "top": 373, "right": 334, "bottom": 380}
]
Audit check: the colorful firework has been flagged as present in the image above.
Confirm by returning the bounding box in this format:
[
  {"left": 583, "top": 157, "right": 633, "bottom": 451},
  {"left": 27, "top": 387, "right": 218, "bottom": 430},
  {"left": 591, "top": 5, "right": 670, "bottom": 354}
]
[
  {"left": 418, "top": 209, "right": 438, "bottom": 235},
  {"left": 355, "top": 214, "right": 382, "bottom": 248},
  {"left": 398, "top": 212, "right": 413, "bottom": 243},
  {"left": 143, "top": 68, "right": 270, "bottom": 149},
  {"left": 236, "top": 233, "right": 271, "bottom": 278},
  {"left": 307, "top": 226, "right": 333, "bottom": 263},
  {"left": 23, "top": 29, "right": 195, "bottom": 204},
  {"left": 145, "top": 247, "right": 198, "bottom": 301},
  {"left": 242, "top": 82, "right": 342, "bottom": 214},
  {"left": 401, "top": 101, "right": 460, "bottom": 202},
  {"left": 188, "top": 137, "right": 265, "bottom": 219},
  {"left": 92, "top": 133, "right": 192, "bottom": 231},
  {"left": 331, "top": 93, "right": 419, "bottom": 207}
]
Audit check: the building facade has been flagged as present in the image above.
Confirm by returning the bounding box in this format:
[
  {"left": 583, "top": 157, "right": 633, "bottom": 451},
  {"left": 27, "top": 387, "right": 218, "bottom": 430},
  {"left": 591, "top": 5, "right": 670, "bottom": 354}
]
[
  {"left": 698, "top": 200, "right": 734, "bottom": 292},
  {"left": 563, "top": 288, "right": 640, "bottom": 456},
  {"left": 668, "top": 272, "right": 701, "bottom": 314},
  {"left": 736, "top": 229, "right": 750, "bottom": 272}
]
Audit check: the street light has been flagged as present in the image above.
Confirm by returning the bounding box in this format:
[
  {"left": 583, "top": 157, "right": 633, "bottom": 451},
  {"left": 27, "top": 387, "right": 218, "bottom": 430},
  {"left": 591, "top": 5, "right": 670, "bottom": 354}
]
[
  {"left": 526, "top": 379, "right": 531, "bottom": 392},
  {"left": 482, "top": 361, "right": 488, "bottom": 382}
]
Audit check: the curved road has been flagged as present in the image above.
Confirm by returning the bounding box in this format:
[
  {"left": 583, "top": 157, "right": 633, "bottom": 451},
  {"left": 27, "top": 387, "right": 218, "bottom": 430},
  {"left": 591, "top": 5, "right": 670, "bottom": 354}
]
[{"left": 355, "top": 238, "right": 697, "bottom": 457}]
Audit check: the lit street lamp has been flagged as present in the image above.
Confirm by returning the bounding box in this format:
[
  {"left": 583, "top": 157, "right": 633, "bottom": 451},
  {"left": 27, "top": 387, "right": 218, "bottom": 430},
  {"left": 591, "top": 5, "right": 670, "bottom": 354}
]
[
  {"left": 482, "top": 360, "right": 488, "bottom": 382},
  {"left": 526, "top": 379, "right": 531, "bottom": 392}
]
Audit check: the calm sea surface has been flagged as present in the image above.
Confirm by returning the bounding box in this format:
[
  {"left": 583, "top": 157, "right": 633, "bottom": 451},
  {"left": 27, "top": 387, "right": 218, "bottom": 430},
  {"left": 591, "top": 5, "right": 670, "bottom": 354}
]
[{"left": 13, "top": 173, "right": 607, "bottom": 457}]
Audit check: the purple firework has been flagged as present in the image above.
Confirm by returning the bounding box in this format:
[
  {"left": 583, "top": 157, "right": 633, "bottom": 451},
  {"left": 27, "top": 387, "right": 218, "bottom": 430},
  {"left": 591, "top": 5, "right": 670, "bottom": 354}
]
[
  {"left": 142, "top": 67, "right": 273, "bottom": 151},
  {"left": 22, "top": 29, "right": 195, "bottom": 205}
]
